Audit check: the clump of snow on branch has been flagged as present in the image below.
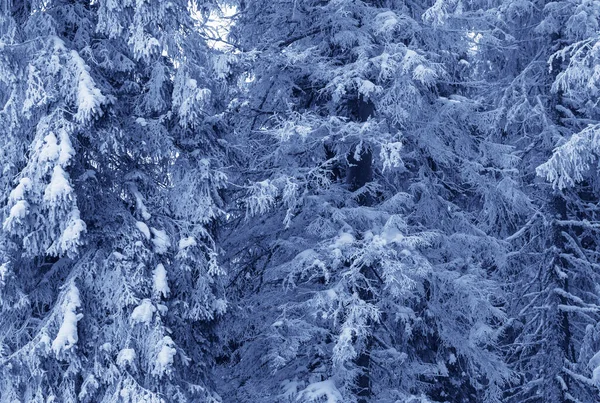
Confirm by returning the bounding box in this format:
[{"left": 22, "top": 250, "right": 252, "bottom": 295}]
[
  {"left": 116, "top": 348, "right": 137, "bottom": 368},
  {"left": 151, "top": 228, "right": 171, "bottom": 254},
  {"left": 51, "top": 283, "right": 83, "bottom": 357},
  {"left": 296, "top": 379, "right": 343, "bottom": 403},
  {"left": 153, "top": 264, "right": 170, "bottom": 298},
  {"left": 131, "top": 299, "right": 156, "bottom": 324},
  {"left": 135, "top": 221, "right": 151, "bottom": 240},
  {"left": 153, "top": 336, "right": 177, "bottom": 377},
  {"left": 178, "top": 236, "right": 197, "bottom": 250}
]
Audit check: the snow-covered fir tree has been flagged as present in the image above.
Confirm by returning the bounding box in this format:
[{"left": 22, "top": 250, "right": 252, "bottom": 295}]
[
  {"left": 461, "top": 0, "right": 600, "bottom": 401},
  {"left": 215, "top": 1, "right": 515, "bottom": 401},
  {"left": 0, "top": 1, "right": 230, "bottom": 401}
]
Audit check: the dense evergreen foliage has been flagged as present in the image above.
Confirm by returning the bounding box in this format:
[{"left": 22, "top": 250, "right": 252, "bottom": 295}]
[
  {"left": 0, "top": 1, "right": 228, "bottom": 401},
  {"left": 1, "top": 0, "right": 600, "bottom": 402}
]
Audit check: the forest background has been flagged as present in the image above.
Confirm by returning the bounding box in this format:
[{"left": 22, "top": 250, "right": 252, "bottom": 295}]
[{"left": 2, "top": 0, "right": 600, "bottom": 402}]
